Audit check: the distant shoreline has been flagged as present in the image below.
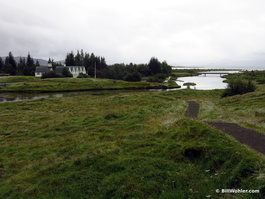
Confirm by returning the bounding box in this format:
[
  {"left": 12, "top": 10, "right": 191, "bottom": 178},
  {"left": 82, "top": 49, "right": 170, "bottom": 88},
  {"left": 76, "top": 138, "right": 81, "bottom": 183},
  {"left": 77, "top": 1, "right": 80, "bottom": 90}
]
[{"left": 172, "top": 66, "right": 264, "bottom": 70}]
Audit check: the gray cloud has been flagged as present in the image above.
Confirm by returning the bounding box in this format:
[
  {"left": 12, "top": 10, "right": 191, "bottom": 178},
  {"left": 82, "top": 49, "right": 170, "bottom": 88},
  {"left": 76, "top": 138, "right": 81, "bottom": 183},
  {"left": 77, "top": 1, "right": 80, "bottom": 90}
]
[{"left": 1, "top": 0, "right": 265, "bottom": 67}]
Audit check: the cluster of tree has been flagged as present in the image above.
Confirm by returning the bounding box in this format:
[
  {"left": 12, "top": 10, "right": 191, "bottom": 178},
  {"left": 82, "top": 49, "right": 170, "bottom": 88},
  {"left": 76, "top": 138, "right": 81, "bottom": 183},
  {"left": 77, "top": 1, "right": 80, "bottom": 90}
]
[
  {"left": 99, "top": 63, "right": 144, "bottom": 81},
  {"left": 0, "top": 52, "right": 38, "bottom": 76},
  {"left": 65, "top": 50, "right": 107, "bottom": 77},
  {"left": 65, "top": 51, "right": 172, "bottom": 82},
  {"left": 1, "top": 50, "right": 173, "bottom": 83},
  {"left": 146, "top": 58, "right": 172, "bottom": 82},
  {"left": 101, "top": 57, "right": 171, "bottom": 82}
]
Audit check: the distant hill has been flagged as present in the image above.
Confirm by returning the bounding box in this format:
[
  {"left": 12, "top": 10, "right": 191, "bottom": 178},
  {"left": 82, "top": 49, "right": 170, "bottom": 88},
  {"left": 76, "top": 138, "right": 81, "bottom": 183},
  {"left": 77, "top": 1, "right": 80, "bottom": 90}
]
[{"left": 1, "top": 57, "right": 64, "bottom": 66}]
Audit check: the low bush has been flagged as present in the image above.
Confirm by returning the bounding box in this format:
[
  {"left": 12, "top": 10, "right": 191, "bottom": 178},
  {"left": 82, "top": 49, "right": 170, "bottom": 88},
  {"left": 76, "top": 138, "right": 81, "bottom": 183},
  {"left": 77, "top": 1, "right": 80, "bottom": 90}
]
[
  {"left": 147, "top": 73, "right": 168, "bottom": 83},
  {"left": 41, "top": 71, "right": 62, "bottom": 79},
  {"left": 222, "top": 79, "right": 256, "bottom": 97},
  {"left": 257, "top": 79, "right": 265, "bottom": 84},
  {"left": 123, "top": 71, "right": 142, "bottom": 82},
  {"left": 62, "top": 67, "right": 73, "bottom": 77},
  {"left": 77, "top": 73, "right": 89, "bottom": 78}
]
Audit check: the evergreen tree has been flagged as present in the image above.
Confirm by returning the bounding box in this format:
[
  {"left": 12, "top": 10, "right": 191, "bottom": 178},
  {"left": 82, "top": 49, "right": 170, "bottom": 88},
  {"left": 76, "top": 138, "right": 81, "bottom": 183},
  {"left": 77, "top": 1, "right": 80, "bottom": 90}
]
[
  {"left": 36, "top": 60, "right": 40, "bottom": 66},
  {"left": 75, "top": 50, "right": 82, "bottom": 66},
  {"left": 4, "top": 52, "right": 17, "bottom": 75},
  {"left": 87, "top": 53, "right": 96, "bottom": 77},
  {"left": 27, "top": 53, "right": 34, "bottom": 66},
  {"left": 83, "top": 53, "right": 90, "bottom": 74},
  {"left": 90, "top": 53, "right": 96, "bottom": 66},
  {"left": 26, "top": 53, "right": 35, "bottom": 76},
  {"left": 0, "top": 57, "right": 4, "bottom": 73},
  {"left": 17, "top": 57, "right": 26, "bottom": 75},
  {"left": 148, "top": 57, "right": 161, "bottom": 75},
  {"left": 99, "top": 57, "right": 107, "bottom": 70},
  {"left": 161, "top": 61, "right": 172, "bottom": 75},
  {"left": 65, "top": 51, "right": 75, "bottom": 66},
  {"left": 80, "top": 49, "right": 84, "bottom": 65}
]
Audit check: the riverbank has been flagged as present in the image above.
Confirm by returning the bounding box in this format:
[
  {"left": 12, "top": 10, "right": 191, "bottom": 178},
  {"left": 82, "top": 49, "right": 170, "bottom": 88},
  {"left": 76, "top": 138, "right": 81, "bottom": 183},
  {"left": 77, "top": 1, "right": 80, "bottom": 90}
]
[
  {"left": 0, "top": 76, "right": 180, "bottom": 93},
  {"left": 0, "top": 89, "right": 265, "bottom": 198}
]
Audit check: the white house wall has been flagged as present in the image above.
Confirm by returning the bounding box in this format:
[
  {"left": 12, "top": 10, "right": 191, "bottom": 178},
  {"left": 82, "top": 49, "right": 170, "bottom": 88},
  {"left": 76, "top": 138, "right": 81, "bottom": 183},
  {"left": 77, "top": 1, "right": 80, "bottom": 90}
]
[
  {"left": 35, "top": 72, "right": 42, "bottom": 77},
  {"left": 66, "top": 66, "right": 86, "bottom": 78}
]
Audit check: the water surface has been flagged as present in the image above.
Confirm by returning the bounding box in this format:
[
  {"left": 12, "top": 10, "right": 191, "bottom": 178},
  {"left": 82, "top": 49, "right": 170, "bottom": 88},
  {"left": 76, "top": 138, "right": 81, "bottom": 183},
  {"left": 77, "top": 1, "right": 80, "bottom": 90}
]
[
  {"left": 177, "top": 71, "right": 240, "bottom": 90},
  {"left": 177, "top": 74, "right": 227, "bottom": 90}
]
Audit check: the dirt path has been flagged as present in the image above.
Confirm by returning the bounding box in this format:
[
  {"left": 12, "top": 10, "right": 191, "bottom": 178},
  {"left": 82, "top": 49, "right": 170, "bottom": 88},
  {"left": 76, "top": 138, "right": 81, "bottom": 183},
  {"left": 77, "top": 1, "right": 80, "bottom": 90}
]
[
  {"left": 207, "top": 122, "right": 265, "bottom": 155},
  {"left": 164, "top": 76, "right": 171, "bottom": 83},
  {"left": 185, "top": 101, "right": 200, "bottom": 118},
  {"left": 185, "top": 101, "right": 265, "bottom": 155}
]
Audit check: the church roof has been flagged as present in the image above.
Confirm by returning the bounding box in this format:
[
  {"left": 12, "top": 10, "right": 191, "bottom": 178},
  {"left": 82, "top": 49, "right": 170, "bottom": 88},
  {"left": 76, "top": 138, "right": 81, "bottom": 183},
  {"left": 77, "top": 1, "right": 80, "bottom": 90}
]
[
  {"left": 55, "top": 66, "right": 64, "bottom": 74},
  {"left": 35, "top": 66, "right": 50, "bottom": 73}
]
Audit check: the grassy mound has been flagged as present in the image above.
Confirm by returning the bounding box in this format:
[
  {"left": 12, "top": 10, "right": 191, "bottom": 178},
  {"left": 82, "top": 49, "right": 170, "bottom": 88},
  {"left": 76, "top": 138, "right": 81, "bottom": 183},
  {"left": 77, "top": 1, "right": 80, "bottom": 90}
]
[{"left": 0, "top": 90, "right": 264, "bottom": 198}]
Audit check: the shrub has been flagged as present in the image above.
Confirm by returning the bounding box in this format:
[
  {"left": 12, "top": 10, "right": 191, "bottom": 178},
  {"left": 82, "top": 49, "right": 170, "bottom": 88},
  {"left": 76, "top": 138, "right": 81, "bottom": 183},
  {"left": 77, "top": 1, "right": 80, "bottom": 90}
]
[
  {"left": 77, "top": 73, "right": 89, "bottom": 78},
  {"left": 123, "top": 71, "right": 142, "bottom": 82},
  {"left": 183, "top": 82, "right": 196, "bottom": 89},
  {"left": 222, "top": 79, "right": 256, "bottom": 97},
  {"left": 41, "top": 71, "right": 62, "bottom": 79},
  {"left": 257, "top": 79, "right": 265, "bottom": 84},
  {"left": 62, "top": 67, "right": 73, "bottom": 77},
  {"left": 147, "top": 73, "right": 168, "bottom": 83}
]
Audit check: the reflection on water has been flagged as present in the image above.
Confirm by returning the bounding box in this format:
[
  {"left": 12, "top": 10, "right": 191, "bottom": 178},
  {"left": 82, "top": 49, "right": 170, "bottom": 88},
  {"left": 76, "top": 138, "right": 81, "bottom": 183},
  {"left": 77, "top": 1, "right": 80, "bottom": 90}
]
[
  {"left": 177, "top": 70, "right": 241, "bottom": 90},
  {"left": 0, "top": 90, "right": 144, "bottom": 103},
  {"left": 0, "top": 92, "right": 85, "bottom": 103}
]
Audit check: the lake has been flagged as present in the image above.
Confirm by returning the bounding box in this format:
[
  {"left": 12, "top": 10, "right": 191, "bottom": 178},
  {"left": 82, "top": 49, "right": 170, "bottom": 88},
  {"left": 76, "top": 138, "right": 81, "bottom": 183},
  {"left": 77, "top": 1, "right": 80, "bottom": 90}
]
[{"left": 177, "top": 71, "right": 240, "bottom": 90}]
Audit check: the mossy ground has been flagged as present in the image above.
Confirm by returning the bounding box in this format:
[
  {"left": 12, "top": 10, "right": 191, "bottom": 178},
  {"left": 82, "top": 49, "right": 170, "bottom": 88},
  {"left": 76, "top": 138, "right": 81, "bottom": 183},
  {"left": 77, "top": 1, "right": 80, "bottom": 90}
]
[{"left": 0, "top": 88, "right": 265, "bottom": 198}]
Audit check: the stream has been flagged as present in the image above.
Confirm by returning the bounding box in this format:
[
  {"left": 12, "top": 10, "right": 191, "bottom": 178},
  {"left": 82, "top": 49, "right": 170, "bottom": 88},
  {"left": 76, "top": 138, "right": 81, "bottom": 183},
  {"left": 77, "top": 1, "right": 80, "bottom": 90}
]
[{"left": 0, "top": 70, "right": 240, "bottom": 103}]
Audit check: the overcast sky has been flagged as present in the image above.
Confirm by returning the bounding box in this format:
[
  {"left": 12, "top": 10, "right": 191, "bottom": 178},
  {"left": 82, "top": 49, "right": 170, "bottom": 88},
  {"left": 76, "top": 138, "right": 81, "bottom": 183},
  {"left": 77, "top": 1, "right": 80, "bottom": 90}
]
[{"left": 1, "top": 0, "right": 265, "bottom": 67}]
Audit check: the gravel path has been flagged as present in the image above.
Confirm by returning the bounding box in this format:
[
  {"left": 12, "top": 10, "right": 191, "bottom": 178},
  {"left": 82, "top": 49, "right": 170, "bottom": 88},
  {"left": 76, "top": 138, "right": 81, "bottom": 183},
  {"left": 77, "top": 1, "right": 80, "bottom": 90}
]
[{"left": 185, "top": 101, "right": 265, "bottom": 155}]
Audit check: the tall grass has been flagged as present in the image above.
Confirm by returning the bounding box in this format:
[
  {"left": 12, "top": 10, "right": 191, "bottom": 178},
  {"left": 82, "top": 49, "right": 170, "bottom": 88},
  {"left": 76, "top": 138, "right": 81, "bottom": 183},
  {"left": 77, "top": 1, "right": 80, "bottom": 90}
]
[
  {"left": 0, "top": 90, "right": 264, "bottom": 198},
  {"left": 198, "top": 87, "right": 265, "bottom": 134},
  {"left": 0, "top": 76, "right": 180, "bottom": 92}
]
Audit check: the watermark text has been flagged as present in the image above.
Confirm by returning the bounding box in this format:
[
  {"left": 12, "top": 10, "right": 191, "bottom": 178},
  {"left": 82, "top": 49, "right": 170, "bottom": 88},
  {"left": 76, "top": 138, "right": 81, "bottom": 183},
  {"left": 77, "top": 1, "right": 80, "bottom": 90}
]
[{"left": 216, "top": 189, "right": 260, "bottom": 194}]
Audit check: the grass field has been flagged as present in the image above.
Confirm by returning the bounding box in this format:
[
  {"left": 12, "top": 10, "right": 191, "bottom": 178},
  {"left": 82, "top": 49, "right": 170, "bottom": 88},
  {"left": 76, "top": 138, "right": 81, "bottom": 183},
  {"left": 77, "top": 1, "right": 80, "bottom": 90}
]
[
  {"left": 0, "top": 76, "right": 180, "bottom": 92},
  {"left": 0, "top": 88, "right": 265, "bottom": 198},
  {"left": 198, "top": 83, "right": 265, "bottom": 135}
]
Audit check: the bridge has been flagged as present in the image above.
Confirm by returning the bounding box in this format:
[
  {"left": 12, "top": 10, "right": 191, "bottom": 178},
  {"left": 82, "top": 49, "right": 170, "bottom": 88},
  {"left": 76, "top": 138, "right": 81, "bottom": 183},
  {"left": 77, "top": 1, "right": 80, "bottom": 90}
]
[{"left": 198, "top": 71, "right": 235, "bottom": 76}]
